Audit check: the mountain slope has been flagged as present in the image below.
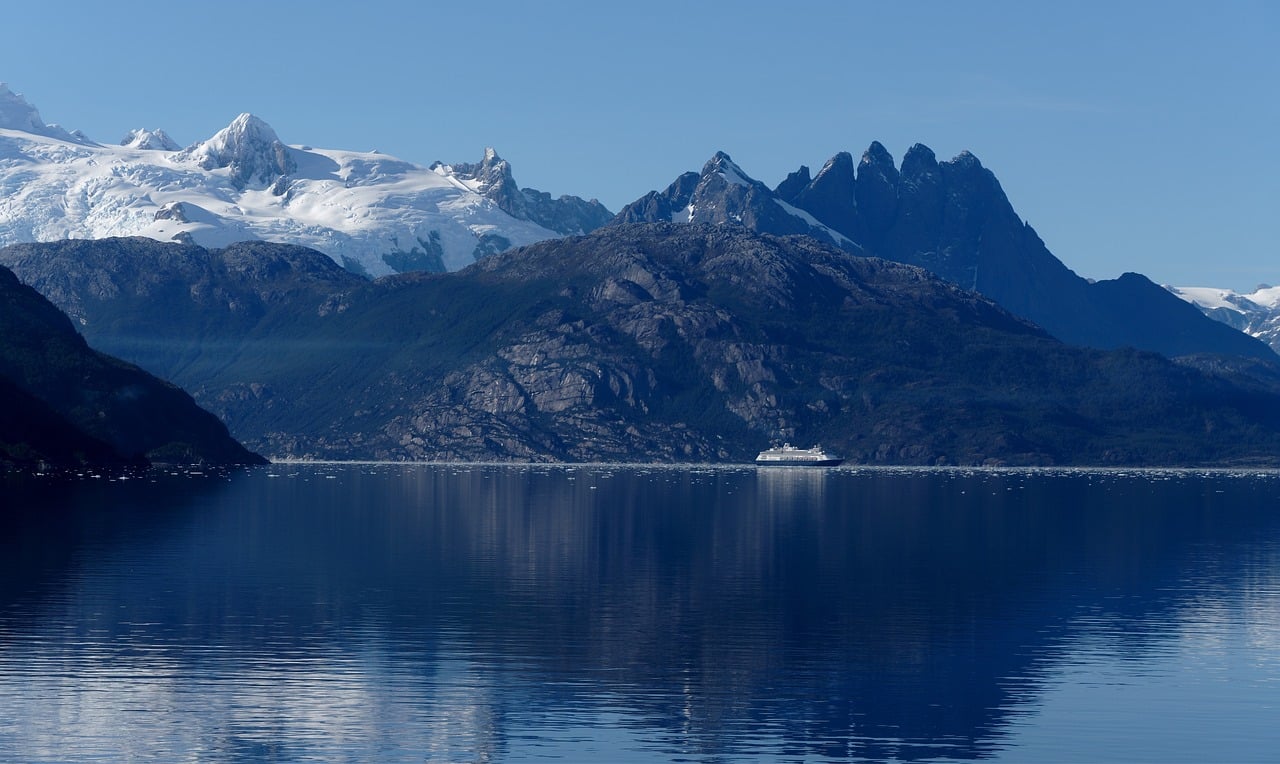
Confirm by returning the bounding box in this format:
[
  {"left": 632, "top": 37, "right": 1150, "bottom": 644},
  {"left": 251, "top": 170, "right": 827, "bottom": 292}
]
[
  {"left": 0, "top": 264, "right": 263, "bottom": 467},
  {"left": 5, "top": 228, "right": 1280, "bottom": 466},
  {"left": 615, "top": 145, "right": 1274, "bottom": 361},
  {"left": 0, "top": 375, "right": 124, "bottom": 469},
  {"left": 0, "top": 83, "right": 609, "bottom": 277}
]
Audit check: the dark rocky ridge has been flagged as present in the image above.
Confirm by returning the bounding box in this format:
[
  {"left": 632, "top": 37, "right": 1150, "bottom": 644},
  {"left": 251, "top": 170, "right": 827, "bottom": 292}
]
[
  {"left": 5, "top": 229, "right": 1280, "bottom": 466},
  {"left": 613, "top": 145, "right": 1274, "bottom": 362},
  {"left": 0, "top": 264, "right": 264, "bottom": 468}
]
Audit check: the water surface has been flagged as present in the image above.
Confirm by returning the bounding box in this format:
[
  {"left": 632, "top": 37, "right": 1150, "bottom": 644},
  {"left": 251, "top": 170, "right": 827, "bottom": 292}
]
[{"left": 2, "top": 465, "right": 1279, "bottom": 761}]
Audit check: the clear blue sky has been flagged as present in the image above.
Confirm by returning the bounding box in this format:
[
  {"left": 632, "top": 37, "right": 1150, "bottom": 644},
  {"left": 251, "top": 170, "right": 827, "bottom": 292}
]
[{"left": 2, "top": 1, "right": 1275, "bottom": 290}]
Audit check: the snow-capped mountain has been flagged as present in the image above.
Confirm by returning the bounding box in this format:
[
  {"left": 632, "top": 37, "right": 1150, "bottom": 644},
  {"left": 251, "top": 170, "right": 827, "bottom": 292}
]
[
  {"left": 1167, "top": 285, "right": 1280, "bottom": 354},
  {"left": 0, "top": 83, "right": 609, "bottom": 276}
]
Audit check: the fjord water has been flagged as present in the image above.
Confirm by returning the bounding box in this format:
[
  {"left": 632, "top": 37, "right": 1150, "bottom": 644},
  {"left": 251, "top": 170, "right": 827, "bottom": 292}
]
[{"left": 2, "top": 466, "right": 1279, "bottom": 762}]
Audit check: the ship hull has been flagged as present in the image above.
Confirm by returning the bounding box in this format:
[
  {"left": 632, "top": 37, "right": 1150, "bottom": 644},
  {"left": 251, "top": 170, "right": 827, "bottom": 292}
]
[{"left": 754, "top": 457, "right": 844, "bottom": 467}]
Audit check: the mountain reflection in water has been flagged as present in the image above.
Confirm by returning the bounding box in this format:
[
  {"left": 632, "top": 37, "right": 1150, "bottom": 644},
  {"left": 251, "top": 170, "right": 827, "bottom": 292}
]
[{"left": 2, "top": 465, "right": 1279, "bottom": 762}]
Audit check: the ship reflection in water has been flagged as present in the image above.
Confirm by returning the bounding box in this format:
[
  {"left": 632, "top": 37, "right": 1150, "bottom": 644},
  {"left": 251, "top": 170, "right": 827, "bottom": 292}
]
[{"left": 2, "top": 465, "right": 1279, "bottom": 762}]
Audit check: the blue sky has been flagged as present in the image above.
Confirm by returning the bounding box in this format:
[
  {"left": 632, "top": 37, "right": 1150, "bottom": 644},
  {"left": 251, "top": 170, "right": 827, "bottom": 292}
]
[{"left": 2, "top": 1, "right": 1275, "bottom": 289}]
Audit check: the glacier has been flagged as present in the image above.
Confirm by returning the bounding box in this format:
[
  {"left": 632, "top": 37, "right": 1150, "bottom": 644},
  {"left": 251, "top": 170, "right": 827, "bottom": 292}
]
[
  {"left": 0, "top": 83, "right": 603, "bottom": 277},
  {"left": 1167, "top": 284, "right": 1280, "bottom": 354}
]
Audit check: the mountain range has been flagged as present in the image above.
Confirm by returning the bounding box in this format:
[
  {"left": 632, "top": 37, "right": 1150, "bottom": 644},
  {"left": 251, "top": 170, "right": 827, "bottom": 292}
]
[
  {"left": 614, "top": 148, "right": 1275, "bottom": 361},
  {"left": 0, "top": 83, "right": 609, "bottom": 278},
  {"left": 4, "top": 82, "right": 1280, "bottom": 467},
  {"left": 3, "top": 82, "right": 1274, "bottom": 361},
  {"left": 5, "top": 228, "right": 1280, "bottom": 466}
]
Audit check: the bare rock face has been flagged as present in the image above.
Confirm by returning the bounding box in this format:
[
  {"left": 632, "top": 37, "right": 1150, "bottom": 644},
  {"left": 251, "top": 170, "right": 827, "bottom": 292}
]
[{"left": 8, "top": 226, "right": 1280, "bottom": 466}]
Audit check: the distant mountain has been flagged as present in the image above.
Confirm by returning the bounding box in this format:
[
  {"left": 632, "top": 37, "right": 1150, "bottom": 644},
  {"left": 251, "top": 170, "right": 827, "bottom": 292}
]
[
  {"left": 1168, "top": 284, "right": 1280, "bottom": 354},
  {"left": 0, "top": 263, "right": 263, "bottom": 468},
  {"left": 6, "top": 228, "right": 1280, "bottom": 466},
  {"left": 0, "top": 83, "right": 610, "bottom": 277},
  {"left": 615, "top": 145, "right": 1274, "bottom": 361}
]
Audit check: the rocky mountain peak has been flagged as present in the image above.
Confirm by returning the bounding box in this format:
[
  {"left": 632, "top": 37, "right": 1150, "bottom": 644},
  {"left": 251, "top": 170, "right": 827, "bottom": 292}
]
[
  {"left": 856, "top": 142, "right": 900, "bottom": 234},
  {"left": 442, "top": 147, "right": 528, "bottom": 218},
  {"left": 177, "top": 113, "right": 296, "bottom": 188},
  {"left": 816, "top": 151, "right": 857, "bottom": 177},
  {"left": 945, "top": 150, "right": 984, "bottom": 171},
  {"left": 700, "top": 151, "right": 754, "bottom": 185},
  {"left": 612, "top": 153, "right": 851, "bottom": 249},
  {"left": 448, "top": 146, "right": 516, "bottom": 192},
  {"left": 860, "top": 141, "right": 897, "bottom": 176},
  {"left": 794, "top": 151, "right": 857, "bottom": 232},
  {"left": 900, "top": 143, "right": 939, "bottom": 181},
  {"left": 432, "top": 148, "right": 612, "bottom": 237}
]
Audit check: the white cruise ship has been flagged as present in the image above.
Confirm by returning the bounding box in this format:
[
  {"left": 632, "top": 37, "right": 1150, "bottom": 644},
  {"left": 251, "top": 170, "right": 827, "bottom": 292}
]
[{"left": 754, "top": 443, "right": 844, "bottom": 466}]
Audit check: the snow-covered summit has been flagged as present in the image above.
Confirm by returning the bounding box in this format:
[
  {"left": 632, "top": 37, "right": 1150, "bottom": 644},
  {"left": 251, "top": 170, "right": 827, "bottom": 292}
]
[
  {"left": 0, "top": 82, "right": 43, "bottom": 132},
  {"left": 0, "top": 82, "right": 92, "bottom": 145},
  {"left": 176, "top": 113, "right": 295, "bottom": 187},
  {"left": 121, "top": 127, "right": 179, "bottom": 151},
  {"left": 0, "top": 86, "right": 611, "bottom": 276}
]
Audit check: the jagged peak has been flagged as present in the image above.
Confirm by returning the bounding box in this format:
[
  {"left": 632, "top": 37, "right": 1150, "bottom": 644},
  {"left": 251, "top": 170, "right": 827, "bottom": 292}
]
[
  {"left": 900, "top": 143, "right": 940, "bottom": 181},
  {"left": 774, "top": 165, "right": 812, "bottom": 202},
  {"left": 793, "top": 152, "right": 857, "bottom": 234},
  {"left": 858, "top": 142, "right": 899, "bottom": 187},
  {"left": 439, "top": 147, "right": 515, "bottom": 187},
  {"left": 701, "top": 150, "right": 740, "bottom": 172},
  {"left": 813, "top": 151, "right": 856, "bottom": 180},
  {"left": 860, "top": 141, "right": 895, "bottom": 168},
  {"left": 946, "top": 149, "right": 984, "bottom": 169},
  {"left": 902, "top": 143, "right": 937, "bottom": 165},
  {"left": 700, "top": 151, "right": 757, "bottom": 189}
]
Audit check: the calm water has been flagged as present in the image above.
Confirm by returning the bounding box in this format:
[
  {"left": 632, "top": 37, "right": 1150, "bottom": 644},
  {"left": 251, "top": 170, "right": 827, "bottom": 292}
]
[{"left": 2, "top": 464, "right": 1279, "bottom": 762}]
